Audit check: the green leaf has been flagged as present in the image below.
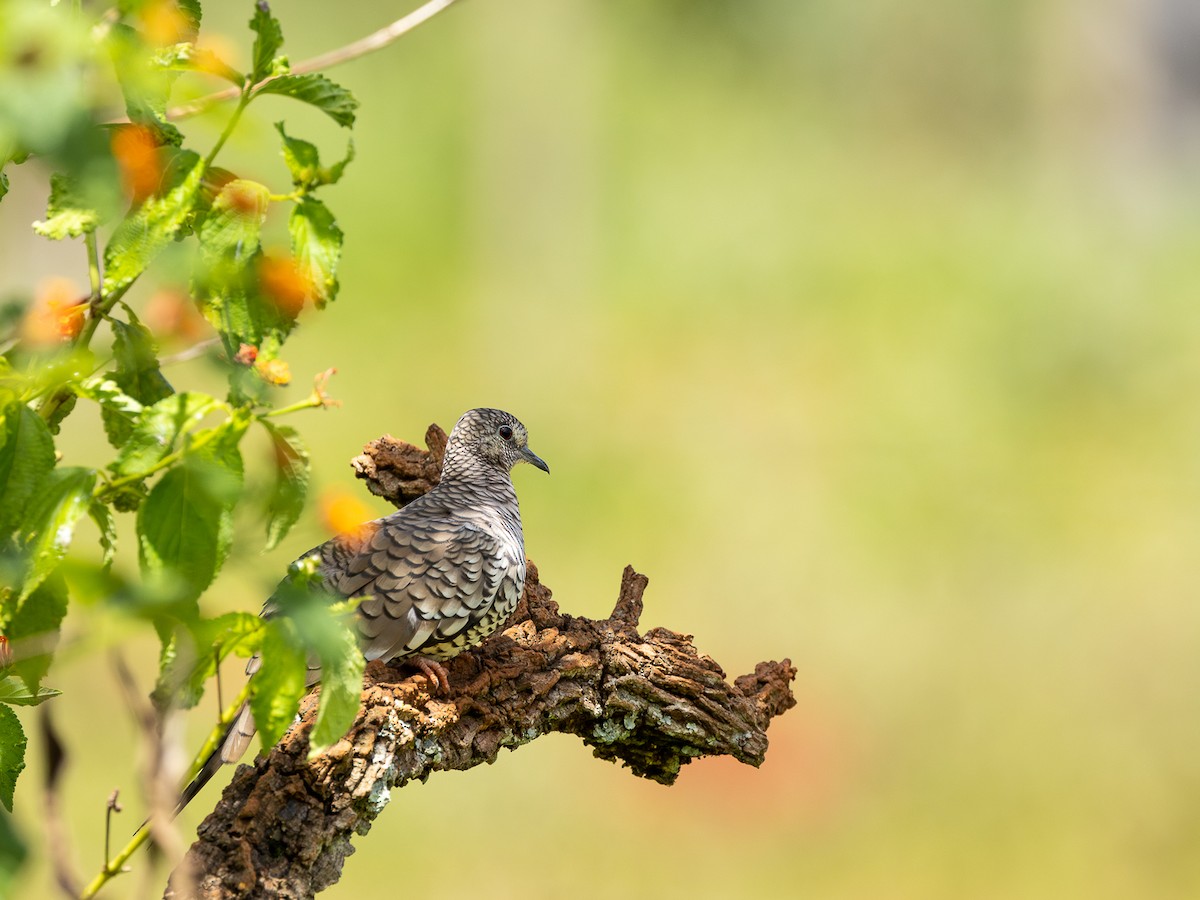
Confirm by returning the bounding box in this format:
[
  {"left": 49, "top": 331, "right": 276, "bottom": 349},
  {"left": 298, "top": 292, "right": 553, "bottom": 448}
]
[
  {"left": 152, "top": 42, "right": 243, "bottom": 86},
  {"left": 275, "top": 123, "right": 354, "bottom": 191},
  {"left": 80, "top": 376, "right": 147, "bottom": 450},
  {"left": 104, "top": 315, "right": 174, "bottom": 445},
  {"left": 0, "top": 808, "right": 27, "bottom": 896},
  {"left": 0, "top": 404, "right": 55, "bottom": 540},
  {"left": 0, "top": 677, "right": 59, "bottom": 708},
  {"left": 153, "top": 611, "right": 264, "bottom": 711},
  {"left": 112, "top": 392, "right": 219, "bottom": 480},
  {"left": 268, "top": 577, "right": 364, "bottom": 757},
  {"left": 289, "top": 198, "right": 344, "bottom": 308},
  {"left": 75, "top": 376, "right": 144, "bottom": 422},
  {"left": 103, "top": 157, "right": 206, "bottom": 296},
  {"left": 255, "top": 74, "right": 358, "bottom": 127},
  {"left": 261, "top": 421, "right": 309, "bottom": 551},
  {"left": 0, "top": 706, "right": 25, "bottom": 813},
  {"left": 17, "top": 467, "right": 95, "bottom": 602},
  {"left": 307, "top": 617, "right": 363, "bottom": 757},
  {"left": 32, "top": 174, "right": 99, "bottom": 240},
  {"left": 198, "top": 179, "right": 269, "bottom": 259},
  {"left": 137, "top": 417, "right": 246, "bottom": 603},
  {"left": 4, "top": 573, "right": 67, "bottom": 693},
  {"left": 192, "top": 178, "right": 298, "bottom": 369},
  {"left": 88, "top": 498, "right": 117, "bottom": 567},
  {"left": 250, "top": 619, "right": 308, "bottom": 752},
  {"left": 111, "top": 316, "right": 174, "bottom": 405},
  {"left": 106, "top": 22, "right": 185, "bottom": 148},
  {"left": 249, "top": 1, "right": 285, "bottom": 84}
]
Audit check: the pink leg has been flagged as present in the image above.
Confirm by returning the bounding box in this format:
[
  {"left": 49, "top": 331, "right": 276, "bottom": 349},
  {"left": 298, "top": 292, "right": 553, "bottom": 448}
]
[{"left": 412, "top": 657, "right": 451, "bottom": 694}]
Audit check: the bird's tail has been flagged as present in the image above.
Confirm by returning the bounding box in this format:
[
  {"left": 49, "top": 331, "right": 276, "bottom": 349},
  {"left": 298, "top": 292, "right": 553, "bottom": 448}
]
[{"left": 174, "top": 699, "right": 258, "bottom": 816}]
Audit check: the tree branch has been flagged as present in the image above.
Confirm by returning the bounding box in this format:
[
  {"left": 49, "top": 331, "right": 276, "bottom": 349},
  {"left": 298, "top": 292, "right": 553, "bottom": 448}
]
[
  {"left": 165, "top": 0, "right": 464, "bottom": 122},
  {"left": 169, "top": 426, "right": 796, "bottom": 899}
]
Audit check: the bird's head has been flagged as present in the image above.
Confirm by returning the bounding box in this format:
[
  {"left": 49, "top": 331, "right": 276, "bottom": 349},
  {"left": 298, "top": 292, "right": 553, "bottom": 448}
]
[{"left": 442, "top": 408, "right": 550, "bottom": 480}]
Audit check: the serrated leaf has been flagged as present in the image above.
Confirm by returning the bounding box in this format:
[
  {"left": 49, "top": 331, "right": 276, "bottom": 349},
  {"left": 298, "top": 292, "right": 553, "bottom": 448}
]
[
  {"left": 255, "top": 74, "right": 358, "bottom": 127},
  {"left": 88, "top": 499, "right": 117, "bottom": 567},
  {"left": 268, "top": 582, "right": 364, "bottom": 757},
  {"left": 137, "top": 418, "right": 246, "bottom": 603},
  {"left": 250, "top": 619, "right": 307, "bottom": 752},
  {"left": 112, "top": 392, "right": 219, "bottom": 479},
  {"left": 198, "top": 179, "right": 269, "bottom": 259},
  {"left": 0, "top": 807, "right": 27, "bottom": 896},
  {"left": 0, "top": 404, "right": 55, "bottom": 540},
  {"left": 0, "top": 706, "right": 25, "bottom": 812},
  {"left": 152, "top": 42, "right": 243, "bottom": 85},
  {"left": 111, "top": 316, "right": 174, "bottom": 404},
  {"left": 103, "top": 157, "right": 206, "bottom": 296},
  {"left": 249, "top": 2, "right": 285, "bottom": 84},
  {"left": 193, "top": 178, "right": 297, "bottom": 367},
  {"left": 104, "top": 315, "right": 174, "bottom": 445},
  {"left": 307, "top": 617, "right": 363, "bottom": 757},
  {"left": 4, "top": 573, "right": 67, "bottom": 693},
  {"left": 0, "top": 677, "right": 59, "bottom": 708},
  {"left": 289, "top": 198, "right": 343, "bottom": 308},
  {"left": 32, "top": 174, "right": 99, "bottom": 240},
  {"left": 17, "top": 467, "right": 95, "bottom": 602},
  {"left": 275, "top": 123, "right": 354, "bottom": 191},
  {"left": 261, "top": 421, "right": 309, "bottom": 551},
  {"left": 75, "top": 377, "right": 144, "bottom": 419},
  {"left": 107, "top": 22, "right": 186, "bottom": 148}
]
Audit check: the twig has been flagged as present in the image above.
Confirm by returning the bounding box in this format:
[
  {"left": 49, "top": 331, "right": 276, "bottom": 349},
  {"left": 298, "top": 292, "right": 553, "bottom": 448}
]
[
  {"left": 104, "top": 790, "right": 123, "bottom": 869},
  {"left": 110, "top": 654, "right": 184, "bottom": 873},
  {"left": 84, "top": 232, "right": 102, "bottom": 305},
  {"left": 81, "top": 681, "right": 255, "bottom": 900},
  {"left": 165, "top": 0, "right": 463, "bottom": 121},
  {"left": 159, "top": 337, "right": 221, "bottom": 367}
]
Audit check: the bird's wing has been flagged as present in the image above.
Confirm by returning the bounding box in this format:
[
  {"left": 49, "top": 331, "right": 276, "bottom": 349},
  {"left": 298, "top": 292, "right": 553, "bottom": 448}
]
[{"left": 320, "top": 516, "right": 515, "bottom": 663}]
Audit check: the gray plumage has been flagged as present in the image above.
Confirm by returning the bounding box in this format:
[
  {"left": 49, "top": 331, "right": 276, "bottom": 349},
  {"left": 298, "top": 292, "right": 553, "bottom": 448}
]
[{"left": 179, "top": 408, "right": 547, "bottom": 811}]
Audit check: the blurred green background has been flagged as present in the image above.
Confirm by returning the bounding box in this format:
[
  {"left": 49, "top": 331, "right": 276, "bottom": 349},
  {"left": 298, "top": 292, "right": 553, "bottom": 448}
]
[{"left": 5, "top": 0, "right": 1200, "bottom": 896}]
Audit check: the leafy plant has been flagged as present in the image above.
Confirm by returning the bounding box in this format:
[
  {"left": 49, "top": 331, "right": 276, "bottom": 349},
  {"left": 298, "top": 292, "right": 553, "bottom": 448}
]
[{"left": 0, "top": 0, "right": 399, "bottom": 892}]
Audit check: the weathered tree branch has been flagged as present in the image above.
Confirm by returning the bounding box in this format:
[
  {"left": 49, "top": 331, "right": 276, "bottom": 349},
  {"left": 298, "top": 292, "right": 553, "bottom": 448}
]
[{"left": 169, "top": 425, "right": 796, "bottom": 899}]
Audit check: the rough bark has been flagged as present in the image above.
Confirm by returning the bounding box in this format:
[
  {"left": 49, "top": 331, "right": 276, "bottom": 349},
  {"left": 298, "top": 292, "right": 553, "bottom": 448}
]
[{"left": 170, "top": 425, "right": 797, "bottom": 899}]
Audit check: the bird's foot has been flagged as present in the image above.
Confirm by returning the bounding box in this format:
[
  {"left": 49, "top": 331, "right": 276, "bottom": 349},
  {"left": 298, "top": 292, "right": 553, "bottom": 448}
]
[{"left": 388, "top": 656, "right": 451, "bottom": 694}]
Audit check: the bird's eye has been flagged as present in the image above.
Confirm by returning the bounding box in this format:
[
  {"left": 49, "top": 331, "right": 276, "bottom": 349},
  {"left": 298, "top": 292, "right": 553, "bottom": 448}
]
[{"left": 498, "top": 425, "right": 514, "bottom": 441}]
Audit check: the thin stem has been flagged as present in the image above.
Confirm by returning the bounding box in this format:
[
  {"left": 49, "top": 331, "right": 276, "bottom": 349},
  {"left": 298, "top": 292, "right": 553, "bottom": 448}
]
[
  {"left": 92, "top": 407, "right": 232, "bottom": 499},
  {"left": 78, "top": 683, "right": 254, "bottom": 900},
  {"left": 36, "top": 245, "right": 125, "bottom": 423},
  {"left": 159, "top": 336, "right": 221, "bottom": 367},
  {"left": 261, "top": 395, "right": 327, "bottom": 419},
  {"left": 166, "top": 0, "right": 463, "bottom": 121},
  {"left": 203, "top": 87, "right": 252, "bottom": 168},
  {"left": 84, "top": 232, "right": 101, "bottom": 303}
]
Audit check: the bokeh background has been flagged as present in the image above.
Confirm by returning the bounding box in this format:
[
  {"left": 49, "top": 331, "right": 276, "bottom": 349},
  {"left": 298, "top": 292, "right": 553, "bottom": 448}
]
[{"left": 5, "top": 0, "right": 1200, "bottom": 896}]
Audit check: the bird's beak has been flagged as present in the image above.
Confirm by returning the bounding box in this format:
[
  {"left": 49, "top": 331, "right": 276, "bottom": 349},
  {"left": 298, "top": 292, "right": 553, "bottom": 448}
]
[{"left": 522, "top": 447, "right": 550, "bottom": 473}]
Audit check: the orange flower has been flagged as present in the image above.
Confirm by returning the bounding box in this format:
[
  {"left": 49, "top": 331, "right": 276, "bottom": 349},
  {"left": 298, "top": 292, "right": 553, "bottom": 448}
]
[
  {"left": 0, "top": 636, "right": 12, "bottom": 670},
  {"left": 112, "top": 125, "right": 162, "bottom": 203},
  {"left": 258, "top": 255, "right": 311, "bottom": 318},
  {"left": 319, "top": 489, "right": 377, "bottom": 544},
  {"left": 22, "top": 277, "right": 87, "bottom": 346},
  {"left": 254, "top": 357, "right": 291, "bottom": 386},
  {"left": 144, "top": 288, "right": 211, "bottom": 343},
  {"left": 139, "top": 0, "right": 189, "bottom": 46}
]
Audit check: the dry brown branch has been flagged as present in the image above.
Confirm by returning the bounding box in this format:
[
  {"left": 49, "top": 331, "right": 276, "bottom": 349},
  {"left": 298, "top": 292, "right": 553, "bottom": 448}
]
[
  {"left": 169, "top": 426, "right": 796, "bottom": 899},
  {"left": 39, "top": 707, "right": 82, "bottom": 898}
]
